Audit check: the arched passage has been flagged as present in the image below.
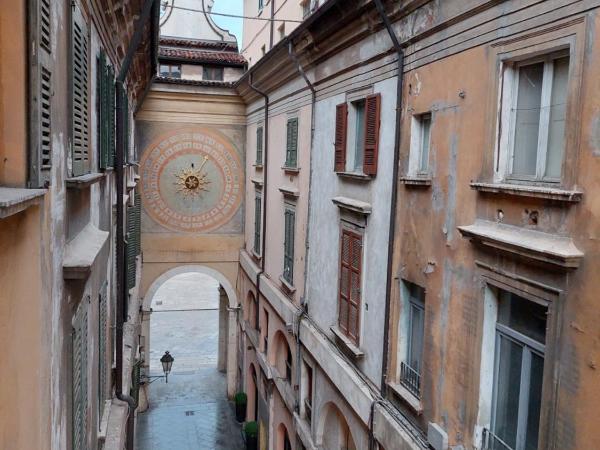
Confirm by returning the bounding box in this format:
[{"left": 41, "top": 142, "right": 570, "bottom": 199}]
[{"left": 317, "top": 402, "right": 357, "bottom": 450}]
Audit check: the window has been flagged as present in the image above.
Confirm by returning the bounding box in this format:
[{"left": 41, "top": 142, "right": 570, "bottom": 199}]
[
  {"left": 304, "top": 363, "right": 313, "bottom": 424},
  {"left": 301, "top": 0, "right": 311, "bottom": 18},
  {"left": 71, "top": 3, "right": 90, "bottom": 177},
  {"left": 284, "top": 432, "right": 292, "bottom": 450},
  {"left": 254, "top": 193, "right": 262, "bottom": 255},
  {"left": 203, "top": 65, "right": 224, "bottom": 81},
  {"left": 261, "top": 45, "right": 266, "bottom": 56},
  {"left": 283, "top": 208, "right": 295, "bottom": 284},
  {"left": 338, "top": 229, "right": 362, "bottom": 345},
  {"left": 484, "top": 290, "right": 547, "bottom": 450},
  {"left": 408, "top": 113, "right": 432, "bottom": 175},
  {"left": 399, "top": 282, "right": 425, "bottom": 398},
  {"left": 278, "top": 23, "right": 285, "bottom": 41},
  {"left": 72, "top": 297, "right": 89, "bottom": 450},
  {"left": 334, "top": 94, "right": 381, "bottom": 175},
  {"left": 285, "top": 348, "right": 292, "bottom": 383},
  {"left": 159, "top": 64, "right": 181, "bottom": 78},
  {"left": 256, "top": 126, "right": 264, "bottom": 165},
  {"left": 258, "top": 0, "right": 264, "bottom": 11},
  {"left": 499, "top": 53, "right": 570, "bottom": 181},
  {"left": 262, "top": 309, "right": 269, "bottom": 354},
  {"left": 285, "top": 118, "right": 299, "bottom": 168}
]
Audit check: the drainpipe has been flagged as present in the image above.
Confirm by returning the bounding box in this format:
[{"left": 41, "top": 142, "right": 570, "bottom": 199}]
[
  {"left": 115, "top": 1, "right": 157, "bottom": 449},
  {"left": 287, "top": 40, "right": 316, "bottom": 412},
  {"left": 248, "top": 72, "right": 269, "bottom": 337},
  {"left": 375, "top": 0, "right": 405, "bottom": 407}
]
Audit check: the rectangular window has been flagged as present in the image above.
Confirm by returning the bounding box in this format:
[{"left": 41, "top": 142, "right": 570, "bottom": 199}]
[
  {"left": 304, "top": 363, "right": 313, "bottom": 424},
  {"left": 203, "top": 65, "right": 224, "bottom": 81},
  {"left": 283, "top": 208, "right": 295, "bottom": 285},
  {"left": 399, "top": 282, "right": 425, "bottom": 398},
  {"left": 338, "top": 229, "right": 362, "bottom": 345},
  {"left": 409, "top": 113, "right": 432, "bottom": 175},
  {"left": 256, "top": 126, "right": 264, "bottom": 165},
  {"left": 501, "top": 53, "right": 569, "bottom": 181},
  {"left": 285, "top": 117, "right": 299, "bottom": 168},
  {"left": 262, "top": 309, "right": 269, "bottom": 354},
  {"left": 347, "top": 99, "right": 366, "bottom": 173},
  {"left": 484, "top": 290, "right": 547, "bottom": 450},
  {"left": 254, "top": 193, "right": 262, "bottom": 255},
  {"left": 258, "top": 0, "right": 264, "bottom": 11},
  {"left": 159, "top": 64, "right": 181, "bottom": 78}
]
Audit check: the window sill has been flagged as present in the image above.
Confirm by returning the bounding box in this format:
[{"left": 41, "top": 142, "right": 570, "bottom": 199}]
[
  {"left": 388, "top": 381, "right": 423, "bottom": 414},
  {"left": 66, "top": 172, "right": 105, "bottom": 189},
  {"left": 330, "top": 326, "right": 364, "bottom": 359},
  {"left": 253, "top": 164, "right": 264, "bottom": 170},
  {"left": 279, "top": 275, "right": 296, "bottom": 294},
  {"left": 63, "top": 223, "right": 110, "bottom": 280},
  {"left": 282, "top": 166, "right": 300, "bottom": 175},
  {"left": 470, "top": 182, "right": 583, "bottom": 203},
  {"left": 279, "top": 186, "right": 299, "bottom": 199},
  {"left": 337, "top": 172, "right": 372, "bottom": 182},
  {"left": 332, "top": 196, "right": 372, "bottom": 215},
  {"left": 399, "top": 175, "right": 432, "bottom": 187},
  {"left": 0, "top": 187, "right": 46, "bottom": 219},
  {"left": 251, "top": 178, "right": 264, "bottom": 187},
  {"left": 251, "top": 249, "right": 263, "bottom": 262}
]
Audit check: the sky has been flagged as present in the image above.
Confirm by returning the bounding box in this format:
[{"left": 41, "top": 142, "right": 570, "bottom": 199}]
[{"left": 210, "top": 0, "right": 244, "bottom": 48}]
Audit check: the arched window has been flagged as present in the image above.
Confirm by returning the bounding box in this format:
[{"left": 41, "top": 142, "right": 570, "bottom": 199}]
[{"left": 285, "top": 348, "right": 292, "bottom": 383}]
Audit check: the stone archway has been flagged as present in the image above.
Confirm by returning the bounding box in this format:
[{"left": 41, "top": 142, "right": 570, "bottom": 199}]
[{"left": 141, "top": 265, "right": 239, "bottom": 398}]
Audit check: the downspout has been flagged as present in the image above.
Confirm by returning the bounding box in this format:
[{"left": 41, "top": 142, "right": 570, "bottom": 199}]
[
  {"left": 115, "top": 1, "right": 157, "bottom": 449},
  {"left": 374, "top": 0, "right": 405, "bottom": 439},
  {"left": 287, "top": 40, "right": 316, "bottom": 412},
  {"left": 248, "top": 72, "right": 269, "bottom": 338}
]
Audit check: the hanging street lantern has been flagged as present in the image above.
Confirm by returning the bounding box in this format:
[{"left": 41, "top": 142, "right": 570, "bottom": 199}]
[{"left": 160, "top": 351, "right": 174, "bottom": 383}]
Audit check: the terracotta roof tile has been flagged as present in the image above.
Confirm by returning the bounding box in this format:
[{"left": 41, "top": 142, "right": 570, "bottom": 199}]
[
  {"left": 159, "top": 37, "right": 238, "bottom": 52},
  {"left": 158, "top": 47, "right": 246, "bottom": 66},
  {"left": 154, "top": 76, "right": 236, "bottom": 88}
]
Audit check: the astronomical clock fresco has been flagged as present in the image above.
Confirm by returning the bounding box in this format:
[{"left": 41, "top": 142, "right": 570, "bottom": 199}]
[{"left": 139, "top": 127, "right": 244, "bottom": 234}]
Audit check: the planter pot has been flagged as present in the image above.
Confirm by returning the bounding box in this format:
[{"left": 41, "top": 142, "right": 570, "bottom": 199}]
[
  {"left": 245, "top": 435, "right": 257, "bottom": 450},
  {"left": 235, "top": 402, "right": 247, "bottom": 423}
]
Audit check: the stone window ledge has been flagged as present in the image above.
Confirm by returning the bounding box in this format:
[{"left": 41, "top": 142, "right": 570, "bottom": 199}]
[
  {"left": 458, "top": 220, "right": 583, "bottom": 269},
  {"left": 63, "top": 223, "right": 110, "bottom": 280},
  {"left": 279, "top": 186, "right": 299, "bottom": 199},
  {"left": 256, "top": 349, "right": 273, "bottom": 380},
  {"left": 470, "top": 182, "right": 583, "bottom": 203},
  {"left": 388, "top": 381, "right": 423, "bottom": 414},
  {"left": 337, "top": 171, "right": 372, "bottom": 182},
  {"left": 330, "top": 326, "right": 364, "bottom": 359},
  {"left": 251, "top": 249, "right": 262, "bottom": 262},
  {"left": 332, "top": 196, "right": 372, "bottom": 215},
  {"left": 0, "top": 187, "right": 46, "bottom": 219},
  {"left": 253, "top": 163, "right": 264, "bottom": 170},
  {"left": 251, "top": 178, "right": 264, "bottom": 187},
  {"left": 282, "top": 166, "right": 300, "bottom": 175},
  {"left": 279, "top": 275, "right": 297, "bottom": 294},
  {"left": 399, "top": 175, "right": 432, "bottom": 187},
  {"left": 66, "top": 172, "right": 105, "bottom": 189}
]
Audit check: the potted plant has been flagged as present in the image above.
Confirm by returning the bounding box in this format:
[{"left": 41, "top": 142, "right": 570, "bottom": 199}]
[
  {"left": 243, "top": 421, "right": 258, "bottom": 450},
  {"left": 234, "top": 392, "right": 247, "bottom": 423}
]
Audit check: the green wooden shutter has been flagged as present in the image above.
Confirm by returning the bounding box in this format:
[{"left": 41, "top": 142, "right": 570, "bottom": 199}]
[
  {"left": 108, "top": 66, "right": 116, "bottom": 168},
  {"left": 98, "top": 283, "right": 108, "bottom": 411},
  {"left": 285, "top": 118, "right": 298, "bottom": 168},
  {"left": 122, "top": 89, "right": 130, "bottom": 164},
  {"left": 71, "top": 3, "right": 90, "bottom": 176},
  {"left": 131, "top": 360, "right": 142, "bottom": 404},
  {"left": 283, "top": 209, "right": 295, "bottom": 284},
  {"left": 254, "top": 195, "right": 262, "bottom": 255},
  {"left": 72, "top": 297, "right": 88, "bottom": 450},
  {"left": 256, "top": 126, "right": 263, "bottom": 165},
  {"left": 28, "top": 0, "right": 53, "bottom": 187},
  {"left": 126, "top": 204, "right": 137, "bottom": 290},
  {"left": 135, "top": 193, "right": 142, "bottom": 256}
]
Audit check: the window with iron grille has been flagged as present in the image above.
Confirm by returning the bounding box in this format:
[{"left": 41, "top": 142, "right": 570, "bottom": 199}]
[
  {"left": 283, "top": 208, "right": 295, "bottom": 284},
  {"left": 399, "top": 281, "right": 425, "bottom": 398},
  {"left": 256, "top": 126, "right": 264, "bottom": 165},
  {"left": 285, "top": 118, "right": 298, "bottom": 168},
  {"left": 71, "top": 2, "right": 90, "bottom": 177},
  {"left": 254, "top": 193, "right": 262, "bottom": 255},
  {"left": 338, "top": 229, "right": 362, "bottom": 345},
  {"left": 72, "top": 297, "right": 89, "bottom": 450},
  {"left": 203, "top": 65, "right": 224, "bottom": 81}
]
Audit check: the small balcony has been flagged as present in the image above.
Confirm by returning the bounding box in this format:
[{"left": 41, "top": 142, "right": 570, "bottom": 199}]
[
  {"left": 482, "top": 428, "right": 515, "bottom": 450},
  {"left": 399, "top": 361, "right": 421, "bottom": 399}
]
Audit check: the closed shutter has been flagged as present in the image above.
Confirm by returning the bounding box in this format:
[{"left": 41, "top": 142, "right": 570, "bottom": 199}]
[
  {"left": 339, "top": 230, "right": 362, "bottom": 344},
  {"left": 98, "top": 51, "right": 115, "bottom": 170},
  {"left": 134, "top": 193, "right": 142, "bottom": 256},
  {"left": 72, "top": 297, "right": 88, "bottom": 450},
  {"left": 254, "top": 195, "right": 262, "bottom": 255},
  {"left": 283, "top": 209, "right": 295, "bottom": 284},
  {"left": 256, "top": 126, "right": 263, "bottom": 165},
  {"left": 28, "top": 0, "right": 53, "bottom": 187},
  {"left": 98, "top": 282, "right": 108, "bottom": 410},
  {"left": 126, "top": 205, "right": 137, "bottom": 290},
  {"left": 71, "top": 3, "right": 90, "bottom": 176},
  {"left": 108, "top": 66, "right": 116, "bottom": 167},
  {"left": 285, "top": 118, "right": 298, "bottom": 168},
  {"left": 363, "top": 94, "right": 381, "bottom": 176},
  {"left": 122, "top": 89, "right": 130, "bottom": 164},
  {"left": 334, "top": 103, "right": 348, "bottom": 172}
]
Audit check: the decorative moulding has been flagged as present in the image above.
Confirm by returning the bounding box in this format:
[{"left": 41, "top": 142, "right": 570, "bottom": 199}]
[
  {"left": 470, "top": 182, "right": 583, "bottom": 203},
  {"left": 0, "top": 187, "right": 46, "bottom": 219},
  {"left": 332, "top": 196, "right": 372, "bottom": 215},
  {"left": 457, "top": 220, "right": 584, "bottom": 269}
]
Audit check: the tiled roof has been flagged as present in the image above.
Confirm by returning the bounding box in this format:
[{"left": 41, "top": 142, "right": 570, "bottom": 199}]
[
  {"left": 159, "top": 37, "right": 238, "bottom": 52},
  {"left": 158, "top": 47, "right": 246, "bottom": 66},
  {"left": 154, "top": 76, "right": 236, "bottom": 88}
]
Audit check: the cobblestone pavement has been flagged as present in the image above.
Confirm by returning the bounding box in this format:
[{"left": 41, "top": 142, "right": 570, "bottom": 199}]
[{"left": 136, "top": 274, "right": 244, "bottom": 450}]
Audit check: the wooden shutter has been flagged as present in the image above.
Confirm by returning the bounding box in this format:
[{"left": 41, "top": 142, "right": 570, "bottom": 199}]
[
  {"left": 28, "top": 0, "right": 53, "bottom": 187},
  {"left": 122, "top": 89, "right": 130, "bottom": 164},
  {"left": 339, "top": 230, "right": 362, "bottom": 344},
  {"left": 108, "top": 66, "right": 116, "bottom": 168},
  {"left": 98, "top": 283, "right": 108, "bottom": 409},
  {"left": 363, "top": 93, "right": 381, "bottom": 176},
  {"left": 72, "top": 297, "right": 88, "bottom": 450},
  {"left": 254, "top": 195, "right": 262, "bottom": 254},
  {"left": 71, "top": 3, "right": 90, "bottom": 176},
  {"left": 286, "top": 118, "right": 298, "bottom": 168},
  {"left": 256, "top": 126, "right": 263, "bottom": 165},
  {"left": 334, "top": 103, "right": 348, "bottom": 172},
  {"left": 134, "top": 192, "right": 142, "bottom": 256},
  {"left": 126, "top": 204, "right": 137, "bottom": 290},
  {"left": 283, "top": 209, "right": 295, "bottom": 283}
]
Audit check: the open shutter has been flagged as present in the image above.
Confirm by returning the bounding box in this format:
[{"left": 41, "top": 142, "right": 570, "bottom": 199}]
[
  {"left": 286, "top": 118, "right": 298, "bottom": 167},
  {"left": 339, "top": 230, "right": 362, "bottom": 344},
  {"left": 334, "top": 103, "right": 348, "bottom": 172},
  {"left": 363, "top": 94, "right": 381, "bottom": 176},
  {"left": 72, "top": 297, "right": 88, "bottom": 450},
  {"left": 28, "top": 0, "right": 53, "bottom": 187},
  {"left": 71, "top": 3, "right": 90, "bottom": 176},
  {"left": 126, "top": 205, "right": 137, "bottom": 290},
  {"left": 108, "top": 66, "right": 116, "bottom": 168}
]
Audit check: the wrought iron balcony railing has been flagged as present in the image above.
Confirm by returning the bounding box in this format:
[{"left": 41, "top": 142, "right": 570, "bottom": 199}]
[
  {"left": 399, "top": 361, "right": 421, "bottom": 398},
  {"left": 481, "top": 428, "right": 515, "bottom": 450}
]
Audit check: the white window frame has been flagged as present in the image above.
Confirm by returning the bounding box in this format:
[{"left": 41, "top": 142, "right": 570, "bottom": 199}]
[
  {"left": 497, "top": 50, "right": 570, "bottom": 183},
  {"left": 408, "top": 112, "right": 432, "bottom": 176},
  {"left": 345, "top": 98, "right": 366, "bottom": 174}
]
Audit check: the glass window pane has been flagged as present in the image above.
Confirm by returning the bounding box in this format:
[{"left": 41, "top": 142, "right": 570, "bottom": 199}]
[
  {"left": 493, "top": 336, "right": 523, "bottom": 449},
  {"left": 354, "top": 101, "right": 365, "bottom": 172},
  {"left": 513, "top": 62, "right": 544, "bottom": 176},
  {"left": 525, "top": 352, "right": 544, "bottom": 450},
  {"left": 498, "top": 291, "right": 547, "bottom": 344},
  {"left": 408, "top": 302, "right": 424, "bottom": 371},
  {"left": 545, "top": 56, "right": 569, "bottom": 178},
  {"left": 419, "top": 115, "right": 431, "bottom": 173}
]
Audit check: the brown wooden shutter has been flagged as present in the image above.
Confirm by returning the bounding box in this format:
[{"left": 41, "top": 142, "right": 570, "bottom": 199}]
[
  {"left": 363, "top": 93, "right": 381, "bottom": 176},
  {"left": 339, "top": 230, "right": 362, "bottom": 344},
  {"left": 334, "top": 103, "right": 348, "bottom": 172}
]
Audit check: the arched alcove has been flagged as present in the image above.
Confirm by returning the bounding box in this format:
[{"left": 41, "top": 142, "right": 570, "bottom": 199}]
[{"left": 317, "top": 402, "right": 357, "bottom": 450}]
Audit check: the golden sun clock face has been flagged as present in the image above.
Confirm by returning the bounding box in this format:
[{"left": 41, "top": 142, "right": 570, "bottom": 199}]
[{"left": 140, "top": 129, "right": 243, "bottom": 233}]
